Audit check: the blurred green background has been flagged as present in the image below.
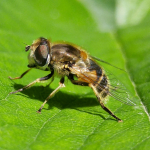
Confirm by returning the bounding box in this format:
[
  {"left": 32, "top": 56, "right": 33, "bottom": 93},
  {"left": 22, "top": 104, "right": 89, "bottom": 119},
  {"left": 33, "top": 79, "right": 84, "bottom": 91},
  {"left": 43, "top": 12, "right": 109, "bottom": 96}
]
[{"left": 0, "top": 0, "right": 150, "bottom": 150}]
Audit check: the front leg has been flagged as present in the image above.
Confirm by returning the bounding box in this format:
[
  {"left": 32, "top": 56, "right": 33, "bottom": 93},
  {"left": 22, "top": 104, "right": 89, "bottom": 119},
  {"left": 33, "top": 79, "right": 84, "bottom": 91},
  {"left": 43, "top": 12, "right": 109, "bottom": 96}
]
[
  {"left": 9, "top": 70, "right": 54, "bottom": 94},
  {"left": 9, "top": 68, "right": 32, "bottom": 80}
]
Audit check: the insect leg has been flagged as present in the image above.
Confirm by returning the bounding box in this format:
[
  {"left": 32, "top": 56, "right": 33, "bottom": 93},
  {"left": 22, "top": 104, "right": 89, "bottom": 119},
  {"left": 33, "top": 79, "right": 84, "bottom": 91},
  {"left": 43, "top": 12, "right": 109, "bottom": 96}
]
[
  {"left": 9, "top": 68, "right": 32, "bottom": 80},
  {"left": 68, "top": 74, "right": 88, "bottom": 86},
  {"left": 46, "top": 75, "right": 54, "bottom": 87},
  {"left": 90, "top": 84, "right": 122, "bottom": 122},
  {"left": 9, "top": 70, "right": 54, "bottom": 94},
  {"left": 37, "top": 77, "right": 65, "bottom": 113},
  {"left": 98, "top": 98, "right": 122, "bottom": 122}
]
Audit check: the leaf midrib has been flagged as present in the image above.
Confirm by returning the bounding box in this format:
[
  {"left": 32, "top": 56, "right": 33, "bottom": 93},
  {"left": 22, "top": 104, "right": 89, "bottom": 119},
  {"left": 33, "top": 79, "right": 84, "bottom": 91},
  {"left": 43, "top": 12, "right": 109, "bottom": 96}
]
[{"left": 113, "top": 31, "right": 150, "bottom": 121}]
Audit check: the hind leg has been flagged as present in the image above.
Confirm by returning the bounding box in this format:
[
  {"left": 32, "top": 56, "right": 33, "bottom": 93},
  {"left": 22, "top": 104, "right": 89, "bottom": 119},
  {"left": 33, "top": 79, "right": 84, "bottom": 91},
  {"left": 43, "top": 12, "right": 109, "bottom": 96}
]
[
  {"left": 68, "top": 74, "right": 88, "bottom": 86},
  {"left": 90, "top": 84, "right": 122, "bottom": 122}
]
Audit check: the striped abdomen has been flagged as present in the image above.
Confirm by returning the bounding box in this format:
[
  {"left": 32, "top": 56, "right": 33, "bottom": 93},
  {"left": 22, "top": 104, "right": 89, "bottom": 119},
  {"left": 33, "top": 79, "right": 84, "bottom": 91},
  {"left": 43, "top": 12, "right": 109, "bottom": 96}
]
[{"left": 88, "top": 59, "right": 109, "bottom": 99}]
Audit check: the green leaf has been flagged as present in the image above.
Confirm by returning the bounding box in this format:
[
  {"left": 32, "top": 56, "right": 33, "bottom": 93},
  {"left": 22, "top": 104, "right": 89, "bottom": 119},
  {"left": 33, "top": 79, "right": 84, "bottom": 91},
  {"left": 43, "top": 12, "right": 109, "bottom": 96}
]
[{"left": 0, "top": 0, "right": 150, "bottom": 150}]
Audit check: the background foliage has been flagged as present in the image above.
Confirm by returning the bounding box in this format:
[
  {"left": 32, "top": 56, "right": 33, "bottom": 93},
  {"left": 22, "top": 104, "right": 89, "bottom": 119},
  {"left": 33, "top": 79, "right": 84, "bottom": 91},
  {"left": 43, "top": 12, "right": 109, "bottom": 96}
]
[{"left": 0, "top": 0, "right": 150, "bottom": 149}]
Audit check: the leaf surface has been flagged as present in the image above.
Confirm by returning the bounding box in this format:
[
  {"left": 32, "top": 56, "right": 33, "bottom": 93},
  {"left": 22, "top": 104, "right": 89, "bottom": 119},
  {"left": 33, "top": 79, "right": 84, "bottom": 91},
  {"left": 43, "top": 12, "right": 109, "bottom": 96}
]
[{"left": 0, "top": 0, "right": 150, "bottom": 150}]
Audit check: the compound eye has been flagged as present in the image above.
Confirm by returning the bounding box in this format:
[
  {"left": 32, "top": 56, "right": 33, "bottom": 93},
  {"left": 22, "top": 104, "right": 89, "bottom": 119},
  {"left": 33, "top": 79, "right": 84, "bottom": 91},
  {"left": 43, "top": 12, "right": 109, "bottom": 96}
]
[{"left": 34, "top": 44, "right": 49, "bottom": 66}]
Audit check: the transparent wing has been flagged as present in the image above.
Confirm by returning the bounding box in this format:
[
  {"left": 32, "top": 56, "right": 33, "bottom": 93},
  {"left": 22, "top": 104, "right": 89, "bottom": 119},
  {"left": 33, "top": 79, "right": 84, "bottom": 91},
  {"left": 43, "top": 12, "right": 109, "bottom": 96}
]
[
  {"left": 98, "top": 71, "right": 135, "bottom": 106},
  {"left": 92, "top": 57, "right": 135, "bottom": 106},
  {"left": 90, "top": 56, "right": 126, "bottom": 72},
  {"left": 70, "top": 57, "right": 135, "bottom": 106}
]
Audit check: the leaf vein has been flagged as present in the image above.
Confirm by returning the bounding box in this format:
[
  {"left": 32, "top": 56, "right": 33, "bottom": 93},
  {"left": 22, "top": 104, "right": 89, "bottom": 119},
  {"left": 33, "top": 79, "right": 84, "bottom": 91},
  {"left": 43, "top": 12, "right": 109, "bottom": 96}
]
[{"left": 27, "top": 110, "right": 61, "bottom": 148}]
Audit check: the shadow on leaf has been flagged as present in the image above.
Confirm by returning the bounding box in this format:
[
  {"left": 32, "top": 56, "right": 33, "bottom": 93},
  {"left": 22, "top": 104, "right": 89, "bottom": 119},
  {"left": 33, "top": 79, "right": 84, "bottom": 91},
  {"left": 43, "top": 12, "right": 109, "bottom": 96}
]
[{"left": 10, "top": 83, "right": 111, "bottom": 120}]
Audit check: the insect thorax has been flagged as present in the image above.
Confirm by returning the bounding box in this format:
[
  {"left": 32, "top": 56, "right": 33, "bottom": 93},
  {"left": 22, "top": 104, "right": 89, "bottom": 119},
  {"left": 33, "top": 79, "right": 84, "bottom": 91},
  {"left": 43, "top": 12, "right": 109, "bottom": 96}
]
[{"left": 52, "top": 62, "right": 70, "bottom": 77}]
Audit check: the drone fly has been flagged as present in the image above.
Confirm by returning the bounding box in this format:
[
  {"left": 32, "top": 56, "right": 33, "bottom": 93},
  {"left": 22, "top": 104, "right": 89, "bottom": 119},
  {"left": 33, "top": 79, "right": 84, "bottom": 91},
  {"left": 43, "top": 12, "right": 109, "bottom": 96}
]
[{"left": 9, "top": 37, "right": 134, "bottom": 122}]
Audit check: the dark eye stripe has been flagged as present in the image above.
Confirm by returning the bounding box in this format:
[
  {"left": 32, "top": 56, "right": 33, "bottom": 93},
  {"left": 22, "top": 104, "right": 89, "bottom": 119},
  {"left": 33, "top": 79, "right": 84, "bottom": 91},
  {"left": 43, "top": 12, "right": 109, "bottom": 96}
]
[
  {"left": 34, "top": 44, "right": 49, "bottom": 66},
  {"left": 39, "top": 45, "right": 48, "bottom": 58}
]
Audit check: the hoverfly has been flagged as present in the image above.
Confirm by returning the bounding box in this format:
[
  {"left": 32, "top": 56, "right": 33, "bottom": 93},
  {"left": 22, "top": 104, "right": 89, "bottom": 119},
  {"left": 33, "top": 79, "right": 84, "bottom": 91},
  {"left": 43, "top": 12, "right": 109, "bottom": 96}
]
[{"left": 9, "top": 37, "right": 134, "bottom": 122}]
